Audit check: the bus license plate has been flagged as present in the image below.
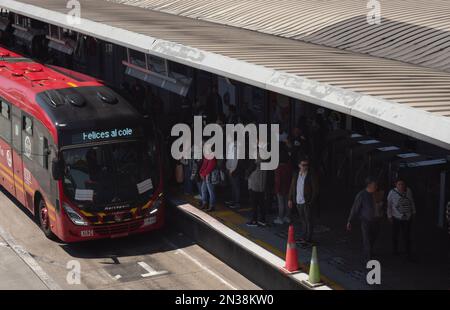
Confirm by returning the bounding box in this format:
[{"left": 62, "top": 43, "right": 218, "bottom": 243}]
[{"left": 80, "top": 230, "right": 94, "bottom": 237}]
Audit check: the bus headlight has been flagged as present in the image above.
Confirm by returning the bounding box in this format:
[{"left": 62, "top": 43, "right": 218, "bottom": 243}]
[{"left": 63, "top": 204, "right": 88, "bottom": 226}]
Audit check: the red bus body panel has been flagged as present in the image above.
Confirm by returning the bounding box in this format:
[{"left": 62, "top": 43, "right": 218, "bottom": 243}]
[{"left": 0, "top": 46, "right": 164, "bottom": 242}]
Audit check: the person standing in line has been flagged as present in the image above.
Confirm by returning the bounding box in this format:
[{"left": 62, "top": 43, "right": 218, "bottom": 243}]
[
  {"left": 246, "top": 143, "right": 268, "bottom": 227},
  {"left": 288, "top": 156, "right": 319, "bottom": 243},
  {"left": 205, "top": 84, "right": 223, "bottom": 123},
  {"left": 189, "top": 143, "right": 203, "bottom": 201},
  {"left": 290, "top": 127, "right": 309, "bottom": 165},
  {"left": 347, "top": 177, "right": 381, "bottom": 261},
  {"left": 180, "top": 144, "right": 193, "bottom": 195},
  {"left": 199, "top": 147, "right": 217, "bottom": 212},
  {"left": 180, "top": 157, "right": 192, "bottom": 194},
  {"left": 226, "top": 104, "right": 238, "bottom": 125},
  {"left": 273, "top": 140, "right": 293, "bottom": 224},
  {"left": 225, "top": 136, "right": 242, "bottom": 209},
  {"left": 387, "top": 178, "right": 416, "bottom": 259},
  {"left": 446, "top": 202, "right": 450, "bottom": 236}
]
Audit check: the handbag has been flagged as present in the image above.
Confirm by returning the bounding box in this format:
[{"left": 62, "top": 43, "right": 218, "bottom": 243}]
[{"left": 210, "top": 169, "right": 221, "bottom": 185}]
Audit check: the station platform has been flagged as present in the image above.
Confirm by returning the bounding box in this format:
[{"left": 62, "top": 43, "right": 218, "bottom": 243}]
[{"left": 169, "top": 185, "right": 450, "bottom": 290}]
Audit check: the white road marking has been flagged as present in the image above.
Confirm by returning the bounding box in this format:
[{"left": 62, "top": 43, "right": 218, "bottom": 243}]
[
  {"left": 138, "top": 261, "right": 168, "bottom": 278},
  {"left": 0, "top": 224, "right": 61, "bottom": 290},
  {"left": 164, "top": 238, "right": 238, "bottom": 290}
]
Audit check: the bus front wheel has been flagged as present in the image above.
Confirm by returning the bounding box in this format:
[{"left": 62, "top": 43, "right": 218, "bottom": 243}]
[{"left": 37, "top": 199, "right": 55, "bottom": 240}]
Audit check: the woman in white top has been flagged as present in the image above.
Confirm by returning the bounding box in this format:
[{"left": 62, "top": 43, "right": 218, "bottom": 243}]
[{"left": 387, "top": 178, "right": 416, "bottom": 258}]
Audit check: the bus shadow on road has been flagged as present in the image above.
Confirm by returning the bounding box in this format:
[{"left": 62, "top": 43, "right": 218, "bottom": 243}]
[{"left": 58, "top": 228, "right": 194, "bottom": 262}]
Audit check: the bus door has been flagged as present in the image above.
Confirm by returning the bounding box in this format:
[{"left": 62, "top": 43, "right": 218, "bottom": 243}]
[
  {"left": 0, "top": 99, "right": 14, "bottom": 195},
  {"left": 11, "top": 106, "right": 26, "bottom": 206}
]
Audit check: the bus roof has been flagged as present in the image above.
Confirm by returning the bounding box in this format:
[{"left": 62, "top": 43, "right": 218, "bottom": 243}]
[
  {"left": 0, "top": 46, "right": 144, "bottom": 143},
  {"left": 36, "top": 85, "right": 144, "bottom": 134}
]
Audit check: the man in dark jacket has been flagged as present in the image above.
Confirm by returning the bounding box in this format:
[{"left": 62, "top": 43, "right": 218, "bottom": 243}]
[
  {"left": 205, "top": 84, "right": 223, "bottom": 123},
  {"left": 347, "top": 177, "right": 380, "bottom": 261},
  {"left": 288, "top": 156, "right": 319, "bottom": 243}
]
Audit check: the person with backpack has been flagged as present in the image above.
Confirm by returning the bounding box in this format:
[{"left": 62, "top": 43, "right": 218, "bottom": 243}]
[
  {"left": 246, "top": 141, "right": 268, "bottom": 227},
  {"left": 387, "top": 178, "right": 416, "bottom": 259}
]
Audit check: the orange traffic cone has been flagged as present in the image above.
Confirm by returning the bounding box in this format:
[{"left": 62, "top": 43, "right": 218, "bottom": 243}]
[{"left": 284, "top": 225, "right": 299, "bottom": 273}]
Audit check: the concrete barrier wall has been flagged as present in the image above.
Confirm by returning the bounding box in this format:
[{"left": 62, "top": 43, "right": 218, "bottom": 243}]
[{"left": 167, "top": 199, "right": 331, "bottom": 290}]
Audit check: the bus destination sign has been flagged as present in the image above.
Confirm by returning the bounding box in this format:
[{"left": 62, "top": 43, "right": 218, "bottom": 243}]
[{"left": 72, "top": 127, "right": 138, "bottom": 144}]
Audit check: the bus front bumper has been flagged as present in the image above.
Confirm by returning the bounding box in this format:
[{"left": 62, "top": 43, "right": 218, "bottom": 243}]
[{"left": 58, "top": 211, "right": 164, "bottom": 243}]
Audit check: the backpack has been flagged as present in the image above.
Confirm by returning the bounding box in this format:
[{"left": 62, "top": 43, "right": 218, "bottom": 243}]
[{"left": 210, "top": 168, "right": 221, "bottom": 185}]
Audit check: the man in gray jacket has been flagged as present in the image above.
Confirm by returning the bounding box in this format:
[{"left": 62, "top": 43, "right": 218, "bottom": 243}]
[{"left": 347, "top": 177, "right": 380, "bottom": 261}]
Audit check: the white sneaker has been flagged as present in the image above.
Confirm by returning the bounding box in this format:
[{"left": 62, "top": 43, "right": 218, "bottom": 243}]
[
  {"left": 273, "top": 217, "right": 283, "bottom": 225},
  {"left": 283, "top": 217, "right": 291, "bottom": 224}
]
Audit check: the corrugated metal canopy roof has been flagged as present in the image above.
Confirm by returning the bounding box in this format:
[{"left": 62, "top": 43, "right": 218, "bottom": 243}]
[
  {"left": 2, "top": 0, "right": 450, "bottom": 149},
  {"left": 108, "top": 0, "right": 450, "bottom": 74}
]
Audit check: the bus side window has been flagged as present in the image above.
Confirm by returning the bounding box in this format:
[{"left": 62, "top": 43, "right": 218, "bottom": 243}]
[
  {"left": 39, "top": 136, "right": 49, "bottom": 170},
  {"left": 22, "top": 114, "right": 34, "bottom": 160},
  {"left": 23, "top": 115, "right": 33, "bottom": 135},
  {"left": 0, "top": 99, "right": 11, "bottom": 142}
]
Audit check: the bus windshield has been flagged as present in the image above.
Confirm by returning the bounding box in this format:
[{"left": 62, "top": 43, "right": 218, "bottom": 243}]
[{"left": 61, "top": 140, "right": 159, "bottom": 208}]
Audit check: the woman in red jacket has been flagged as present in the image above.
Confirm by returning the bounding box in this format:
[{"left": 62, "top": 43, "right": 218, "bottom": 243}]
[{"left": 199, "top": 148, "right": 217, "bottom": 212}]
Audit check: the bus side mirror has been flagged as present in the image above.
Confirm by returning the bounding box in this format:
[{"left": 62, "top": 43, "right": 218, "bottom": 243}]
[{"left": 51, "top": 158, "right": 63, "bottom": 181}]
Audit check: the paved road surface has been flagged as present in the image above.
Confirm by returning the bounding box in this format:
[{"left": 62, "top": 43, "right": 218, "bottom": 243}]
[{"left": 0, "top": 189, "right": 259, "bottom": 290}]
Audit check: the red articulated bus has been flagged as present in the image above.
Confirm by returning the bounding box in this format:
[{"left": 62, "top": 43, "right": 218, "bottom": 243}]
[{"left": 0, "top": 46, "right": 164, "bottom": 242}]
